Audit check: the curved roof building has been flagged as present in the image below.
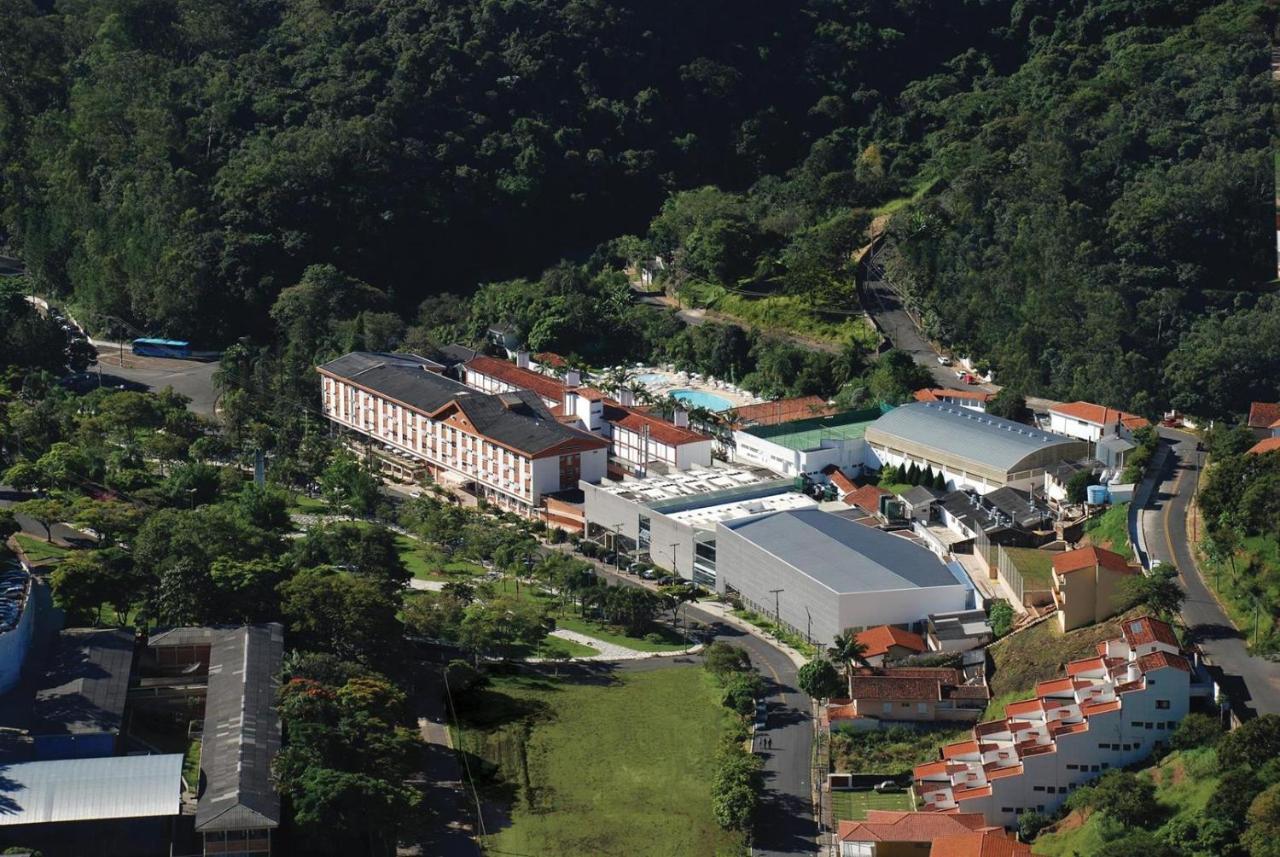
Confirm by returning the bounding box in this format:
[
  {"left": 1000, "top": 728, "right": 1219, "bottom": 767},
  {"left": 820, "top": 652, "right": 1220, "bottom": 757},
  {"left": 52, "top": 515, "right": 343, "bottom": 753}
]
[{"left": 865, "top": 403, "right": 1089, "bottom": 492}]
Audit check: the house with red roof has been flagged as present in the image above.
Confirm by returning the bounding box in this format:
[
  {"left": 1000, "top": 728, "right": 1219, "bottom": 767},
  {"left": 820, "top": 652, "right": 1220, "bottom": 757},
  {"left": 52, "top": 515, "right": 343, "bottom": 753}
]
[
  {"left": 913, "top": 616, "right": 1195, "bottom": 829},
  {"left": 855, "top": 625, "right": 927, "bottom": 666},
  {"left": 1247, "top": 401, "right": 1280, "bottom": 440},
  {"left": 837, "top": 810, "right": 996, "bottom": 857},
  {"left": 929, "top": 829, "right": 1031, "bottom": 857},
  {"left": 1247, "top": 436, "right": 1280, "bottom": 456},
  {"left": 836, "top": 666, "right": 989, "bottom": 724},
  {"left": 913, "top": 388, "right": 995, "bottom": 412},
  {"left": 1048, "top": 402, "right": 1149, "bottom": 444},
  {"left": 1051, "top": 546, "right": 1139, "bottom": 632}
]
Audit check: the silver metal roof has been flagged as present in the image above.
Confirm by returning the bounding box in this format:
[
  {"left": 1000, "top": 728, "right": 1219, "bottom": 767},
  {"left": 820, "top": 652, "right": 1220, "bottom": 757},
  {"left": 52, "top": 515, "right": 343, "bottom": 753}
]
[
  {"left": 866, "top": 402, "right": 1084, "bottom": 475},
  {"left": 720, "top": 509, "right": 966, "bottom": 594},
  {"left": 0, "top": 754, "right": 182, "bottom": 826},
  {"left": 194, "top": 624, "right": 283, "bottom": 832}
]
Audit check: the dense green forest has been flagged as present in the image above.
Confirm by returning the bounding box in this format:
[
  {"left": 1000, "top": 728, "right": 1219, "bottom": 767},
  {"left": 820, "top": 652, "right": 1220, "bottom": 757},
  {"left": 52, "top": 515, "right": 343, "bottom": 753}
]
[{"left": 0, "top": 0, "right": 1275, "bottom": 417}]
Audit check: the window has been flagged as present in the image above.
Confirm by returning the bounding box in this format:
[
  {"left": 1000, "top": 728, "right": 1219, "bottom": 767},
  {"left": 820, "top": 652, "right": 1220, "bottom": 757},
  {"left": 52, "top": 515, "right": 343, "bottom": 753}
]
[
  {"left": 1156, "top": 699, "right": 1171, "bottom": 710},
  {"left": 1131, "top": 721, "right": 1142, "bottom": 728},
  {"left": 917, "top": 703, "right": 928, "bottom": 714},
  {"left": 1033, "top": 786, "right": 1045, "bottom": 792},
  {"left": 1066, "top": 764, "right": 1078, "bottom": 771},
  {"left": 1001, "top": 807, "right": 1014, "bottom": 814}
]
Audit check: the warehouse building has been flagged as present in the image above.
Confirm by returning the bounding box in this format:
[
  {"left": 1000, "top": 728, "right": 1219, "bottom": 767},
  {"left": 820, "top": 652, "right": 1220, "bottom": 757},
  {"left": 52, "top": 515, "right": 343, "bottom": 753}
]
[
  {"left": 714, "top": 509, "right": 973, "bottom": 645},
  {"left": 730, "top": 407, "right": 883, "bottom": 479},
  {"left": 864, "top": 403, "right": 1089, "bottom": 495}
]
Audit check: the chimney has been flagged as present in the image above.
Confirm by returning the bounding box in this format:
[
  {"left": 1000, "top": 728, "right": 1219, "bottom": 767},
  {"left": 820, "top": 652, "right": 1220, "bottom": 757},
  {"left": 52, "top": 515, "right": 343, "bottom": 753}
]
[
  {"left": 673, "top": 408, "right": 689, "bottom": 428},
  {"left": 618, "top": 387, "right": 635, "bottom": 407},
  {"left": 565, "top": 368, "right": 582, "bottom": 387},
  {"left": 515, "top": 350, "right": 530, "bottom": 369}
]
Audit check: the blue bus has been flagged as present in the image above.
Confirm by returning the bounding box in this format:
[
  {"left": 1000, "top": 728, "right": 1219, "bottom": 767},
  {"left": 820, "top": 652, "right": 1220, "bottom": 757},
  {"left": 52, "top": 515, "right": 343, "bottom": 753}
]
[{"left": 131, "top": 338, "right": 191, "bottom": 359}]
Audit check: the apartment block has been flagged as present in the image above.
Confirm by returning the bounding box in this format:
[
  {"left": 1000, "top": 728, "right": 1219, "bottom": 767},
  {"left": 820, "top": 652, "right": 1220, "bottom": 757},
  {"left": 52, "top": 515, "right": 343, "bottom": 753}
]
[{"left": 913, "top": 616, "right": 1194, "bottom": 829}]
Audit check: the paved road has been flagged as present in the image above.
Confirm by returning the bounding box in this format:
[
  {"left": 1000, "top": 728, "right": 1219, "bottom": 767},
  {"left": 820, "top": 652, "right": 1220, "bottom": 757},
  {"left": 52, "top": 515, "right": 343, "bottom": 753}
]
[
  {"left": 1143, "top": 429, "right": 1280, "bottom": 718},
  {"left": 0, "top": 488, "right": 96, "bottom": 547},
  {"left": 89, "top": 350, "right": 220, "bottom": 417}
]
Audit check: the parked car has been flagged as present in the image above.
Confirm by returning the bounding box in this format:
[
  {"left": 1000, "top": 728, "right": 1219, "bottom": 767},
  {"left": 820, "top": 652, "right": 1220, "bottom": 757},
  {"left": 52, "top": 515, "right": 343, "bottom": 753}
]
[
  {"left": 873, "top": 780, "right": 902, "bottom": 793},
  {"left": 640, "top": 569, "right": 657, "bottom": 580},
  {"left": 936, "top": 355, "right": 952, "bottom": 366}
]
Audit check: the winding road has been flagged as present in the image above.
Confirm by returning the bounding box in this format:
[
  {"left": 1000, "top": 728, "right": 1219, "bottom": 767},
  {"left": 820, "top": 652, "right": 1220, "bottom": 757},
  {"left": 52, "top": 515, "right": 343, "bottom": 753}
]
[{"left": 1143, "top": 429, "right": 1280, "bottom": 718}]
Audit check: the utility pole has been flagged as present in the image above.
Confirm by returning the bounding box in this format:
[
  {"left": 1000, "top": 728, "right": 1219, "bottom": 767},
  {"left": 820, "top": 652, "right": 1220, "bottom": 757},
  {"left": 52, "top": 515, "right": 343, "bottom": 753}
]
[
  {"left": 669, "top": 542, "right": 680, "bottom": 580},
  {"left": 804, "top": 605, "right": 812, "bottom": 645},
  {"left": 769, "top": 588, "right": 784, "bottom": 630}
]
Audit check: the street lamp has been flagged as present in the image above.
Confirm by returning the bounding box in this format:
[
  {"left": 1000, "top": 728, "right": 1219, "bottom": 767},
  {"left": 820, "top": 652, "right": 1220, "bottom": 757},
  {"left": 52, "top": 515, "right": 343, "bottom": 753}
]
[
  {"left": 769, "top": 588, "right": 784, "bottom": 630},
  {"left": 669, "top": 542, "right": 680, "bottom": 580}
]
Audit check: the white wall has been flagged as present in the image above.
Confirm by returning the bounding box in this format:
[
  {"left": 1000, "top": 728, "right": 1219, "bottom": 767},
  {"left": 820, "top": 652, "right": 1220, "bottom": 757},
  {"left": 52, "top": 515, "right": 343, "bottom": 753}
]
[
  {"left": 675, "top": 438, "right": 714, "bottom": 470},
  {"left": 836, "top": 585, "right": 969, "bottom": 635},
  {"left": 732, "top": 432, "right": 865, "bottom": 478},
  {"left": 1049, "top": 412, "right": 1102, "bottom": 443}
]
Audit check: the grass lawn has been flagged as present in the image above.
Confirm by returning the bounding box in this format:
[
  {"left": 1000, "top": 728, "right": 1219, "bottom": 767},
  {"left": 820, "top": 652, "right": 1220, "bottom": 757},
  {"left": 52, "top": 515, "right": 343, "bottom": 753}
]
[
  {"left": 876, "top": 482, "right": 915, "bottom": 496},
  {"left": 1083, "top": 503, "right": 1130, "bottom": 553},
  {"left": 830, "top": 724, "right": 970, "bottom": 776},
  {"left": 1198, "top": 533, "right": 1280, "bottom": 652},
  {"left": 184, "top": 738, "right": 202, "bottom": 787},
  {"left": 533, "top": 635, "right": 598, "bottom": 659},
  {"left": 983, "top": 607, "right": 1146, "bottom": 719},
  {"left": 1033, "top": 748, "right": 1220, "bottom": 855},
  {"left": 456, "top": 666, "right": 747, "bottom": 857},
  {"left": 830, "top": 789, "right": 914, "bottom": 821},
  {"left": 1003, "top": 547, "right": 1056, "bottom": 590},
  {"left": 288, "top": 493, "right": 329, "bottom": 513},
  {"left": 676, "top": 279, "right": 880, "bottom": 349},
  {"left": 553, "top": 612, "right": 688, "bottom": 652},
  {"left": 391, "top": 534, "right": 486, "bottom": 581},
  {"left": 13, "top": 533, "right": 71, "bottom": 565}
]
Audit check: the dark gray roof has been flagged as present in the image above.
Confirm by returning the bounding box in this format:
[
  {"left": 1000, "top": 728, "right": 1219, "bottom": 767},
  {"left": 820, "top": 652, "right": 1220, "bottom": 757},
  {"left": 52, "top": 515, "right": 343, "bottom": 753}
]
[
  {"left": 318, "top": 351, "right": 471, "bottom": 413},
  {"left": 899, "top": 485, "right": 942, "bottom": 507},
  {"left": 148, "top": 626, "right": 235, "bottom": 648},
  {"left": 937, "top": 488, "right": 1048, "bottom": 533},
  {"left": 435, "top": 344, "right": 480, "bottom": 366},
  {"left": 1098, "top": 434, "right": 1137, "bottom": 454},
  {"left": 33, "top": 629, "right": 133, "bottom": 737},
  {"left": 867, "top": 402, "right": 1084, "bottom": 474},
  {"left": 983, "top": 487, "right": 1050, "bottom": 529},
  {"left": 194, "top": 624, "right": 284, "bottom": 833},
  {"left": 720, "top": 509, "right": 965, "bottom": 594}
]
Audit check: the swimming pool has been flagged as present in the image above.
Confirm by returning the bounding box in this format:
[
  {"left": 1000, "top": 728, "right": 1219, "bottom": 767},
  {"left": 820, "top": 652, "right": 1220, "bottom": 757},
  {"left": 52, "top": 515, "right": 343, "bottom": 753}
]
[{"left": 669, "top": 388, "right": 732, "bottom": 412}]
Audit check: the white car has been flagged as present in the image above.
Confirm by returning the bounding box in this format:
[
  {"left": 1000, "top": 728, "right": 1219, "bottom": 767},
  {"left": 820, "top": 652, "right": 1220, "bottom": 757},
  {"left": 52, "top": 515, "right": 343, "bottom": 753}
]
[{"left": 936, "top": 355, "right": 952, "bottom": 366}]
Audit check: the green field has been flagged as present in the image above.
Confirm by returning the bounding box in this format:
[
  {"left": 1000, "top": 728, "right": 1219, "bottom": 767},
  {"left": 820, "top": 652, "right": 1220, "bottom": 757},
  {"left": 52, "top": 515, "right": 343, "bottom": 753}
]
[
  {"left": 184, "top": 738, "right": 202, "bottom": 787},
  {"left": 456, "top": 666, "right": 747, "bottom": 856},
  {"left": 1083, "top": 503, "right": 1130, "bottom": 553},
  {"left": 288, "top": 493, "right": 329, "bottom": 513},
  {"left": 533, "top": 635, "right": 598, "bottom": 659},
  {"left": 553, "top": 612, "right": 688, "bottom": 652},
  {"left": 1033, "top": 748, "right": 1220, "bottom": 855},
  {"left": 393, "top": 534, "right": 486, "bottom": 581},
  {"left": 13, "top": 533, "right": 70, "bottom": 565},
  {"left": 830, "top": 789, "right": 914, "bottom": 821}
]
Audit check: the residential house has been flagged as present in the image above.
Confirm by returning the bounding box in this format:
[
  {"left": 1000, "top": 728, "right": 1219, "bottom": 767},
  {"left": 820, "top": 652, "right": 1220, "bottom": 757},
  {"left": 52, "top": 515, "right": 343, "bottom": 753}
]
[
  {"left": 845, "top": 482, "right": 891, "bottom": 516},
  {"left": 318, "top": 352, "right": 609, "bottom": 517},
  {"left": 835, "top": 666, "right": 989, "bottom": 724},
  {"left": 899, "top": 486, "right": 943, "bottom": 521},
  {"left": 1047, "top": 402, "right": 1149, "bottom": 444},
  {"left": 856, "top": 625, "right": 927, "bottom": 666},
  {"left": 913, "top": 388, "right": 994, "bottom": 412},
  {"left": 1052, "top": 546, "right": 1139, "bottom": 632},
  {"left": 1042, "top": 461, "right": 1100, "bottom": 507},
  {"left": 1247, "top": 402, "right": 1280, "bottom": 440},
  {"left": 929, "top": 829, "right": 1031, "bottom": 857},
  {"left": 31, "top": 629, "right": 134, "bottom": 760},
  {"left": 837, "top": 811, "right": 996, "bottom": 857},
  {"left": 1247, "top": 437, "right": 1280, "bottom": 456},
  {"left": 914, "top": 616, "right": 1195, "bottom": 829}
]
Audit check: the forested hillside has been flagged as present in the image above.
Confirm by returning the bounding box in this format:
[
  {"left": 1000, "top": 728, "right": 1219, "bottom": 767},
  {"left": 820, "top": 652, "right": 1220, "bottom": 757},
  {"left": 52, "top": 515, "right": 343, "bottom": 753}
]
[{"left": 1, "top": 0, "right": 1274, "bottom": 417}]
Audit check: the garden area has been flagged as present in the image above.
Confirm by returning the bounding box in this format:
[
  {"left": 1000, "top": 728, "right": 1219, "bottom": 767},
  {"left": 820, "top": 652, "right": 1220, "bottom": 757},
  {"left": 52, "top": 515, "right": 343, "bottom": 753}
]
[
  {"left": 830, "top": 724, "right": 969, "bottom": 777},
  {"left": 452, "top": 665, "right": 749, "bottom": 856},
  {"left": 1003, "top": 547, "right": 1056, "bottom": 591},
  {"left": 1083, "top": 503, "right": 1130, "bottom": 553}
]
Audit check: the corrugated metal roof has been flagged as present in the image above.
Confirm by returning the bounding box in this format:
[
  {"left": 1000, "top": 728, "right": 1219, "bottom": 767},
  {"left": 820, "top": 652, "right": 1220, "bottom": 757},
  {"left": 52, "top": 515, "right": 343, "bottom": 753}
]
[
  {"left": 33, "top": 629, "right": 133, "bottom": 736},
  {"left": 866, "top": 403, "right": 1083, "bottom": 474},
  {"left": 0, "top": 754, "right": 182, "bottom": 825},
  {"left": 720, "top": 509, "right": 964, "bottom": 594},
  {"left": 194, "top": 624, "right": 284, "bottom": 832}
]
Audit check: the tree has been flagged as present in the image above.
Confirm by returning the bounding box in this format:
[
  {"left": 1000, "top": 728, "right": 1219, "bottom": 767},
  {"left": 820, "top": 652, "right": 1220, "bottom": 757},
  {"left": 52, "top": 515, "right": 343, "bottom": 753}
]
[
  {"left": 457, "top": 595, "right": 550, "bottom": 661},
  {"left": 50, "top": 551, "right": 113, "bottom": 624},
  {"left": 828, "top": 629, "right": 869, "bottom": 670},
  {"left": 1018, "top": 811, "right": 1050, "bottom": 842},
  {"left": 986, "top": 387, "right": 1028, "bottom": 422},
  {"left": 210, "top": 558, "right": 286, "bottom": 623},
  {"left": 1219, "top": 715, "right": 1280, "bottom": 772},
  {"left": 1121, "top": 566, "right": 1185, "bottom": 619},
  {"left": 11, "top": 497, "right": 67, "bottom": 542},
  {"left": 797, "top": 658, "right": 844, "bottom": 700},
  {"left": 320, "top": 452, "right": 381, "bottom": 516},
  {"left": 600, "top": 587, "right": 661, "bottom": 636},
  {"left": 1169, "top": 712, "right": 1221, "bottom": 751},
  {"left": 988, "top": 600, "right": 1014, "bottom": 637},
  {"left": 1214, "top": 768, "right": 1264, "bottom": 828},
  {"left": 69, "top": 497, "right": 143, "bottom": 547},
  {"left": 153, "top": 558, "right": 215, "bottom": 627},
  {"left": 280, "top": 569, "right": 404, "bottom": 668},
  {"left": 704, "top": 642, "right": 752, "bottom": 679},
  {"left": 235, "top": 484, "right": 291, "bottom": 532},
  {"left": 1066, "top": 469, "right": 1097, "bottom": 505},
  {"left": 721, "top": 672, "right": 764, "bottom": 716},
  {"left": 1086, "top": 770, "right": 1160, "bottom": 829},
  {"left": 0, "top": 510, "right": 19, "bottom": 543},
  {"left": 1244, "top": 784, "right": 1280, "bottom": 857}
]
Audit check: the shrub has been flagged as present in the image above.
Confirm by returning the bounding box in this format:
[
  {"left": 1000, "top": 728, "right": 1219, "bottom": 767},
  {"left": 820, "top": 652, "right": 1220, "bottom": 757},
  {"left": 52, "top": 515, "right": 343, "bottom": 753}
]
[
  {"left": 988, "top": 600, "right": 1014, "bottom": 637},
  {"left": 1018, "top": 811, "right": 1050, "bottom": 842},
  {"left": 1170, "top": 713, "right": 1222, "bottom": 751},
  {"left": 1219, "top": 715, "right": 1280, "bottom": 771},
  {"left": 704, "top": 642, "right": 751, "bottom": 680}
]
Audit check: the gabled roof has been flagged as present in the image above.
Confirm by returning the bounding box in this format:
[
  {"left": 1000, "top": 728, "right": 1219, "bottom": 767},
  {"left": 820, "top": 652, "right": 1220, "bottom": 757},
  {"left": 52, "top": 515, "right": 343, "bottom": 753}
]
[
  {"left": 194, "top": 625, "right": 284, "bottom": 833},
  {"left": 856, "top": 625, "right": 926, "bottom": 659},
  {"left": 914, "top": 388, "right": 994, "bottom": 404},
  {"left": 1121, "top": 616, "right": 1179, "bottom": 648},
  {"left": 1247, "top": 437, "right": 1280, "bottom": 456},
  {"left": 464, "top": 355, "right": 566, "bottom": 403},
  {"left": 1247, "top": 401, "right": 1280, "bottom": 430},
  {"left": 318, "top": 352, "right": 474, "bottom": 413},
  {"left": 837, "top": 810, "right": 990, "bottom": 843},
  {"left": 845, "top": 482, "right": 887, "bottom": 512},
  {"left": 34, "top": 629, "right": 134, "bottom": 737},
  {"left": 930, "top": 829, "right": 1031, "bottom": 857},
  {"left": 1137, "top": 651, "right": 1192, "bottom": 674},
  {"left": 1052, "top": 546, "right": 1135, "bottom": 577},
  {"left": 1049, "top": 401, "right": 1149, "bottom": 431},
  {"left": 847, "top": 667, "right": 979, "bottom": 703},
  {"left": 602, "top": 402, "right": 710, "bottom": 446},
  {"left": 446, "top": 390, "right": 608, "bottom": 458}
]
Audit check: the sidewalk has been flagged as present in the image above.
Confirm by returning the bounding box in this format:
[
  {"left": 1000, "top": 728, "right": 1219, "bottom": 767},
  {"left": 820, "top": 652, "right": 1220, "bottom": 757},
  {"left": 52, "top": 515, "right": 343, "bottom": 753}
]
[{"left": 691, "top": 599, "right": 810, "bottom": 669}]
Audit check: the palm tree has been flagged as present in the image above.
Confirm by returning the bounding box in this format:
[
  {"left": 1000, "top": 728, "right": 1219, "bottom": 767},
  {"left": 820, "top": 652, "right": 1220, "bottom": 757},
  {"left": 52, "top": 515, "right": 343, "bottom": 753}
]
[{"left": 828, "top": 629, "right": 870, "bottom": 672}]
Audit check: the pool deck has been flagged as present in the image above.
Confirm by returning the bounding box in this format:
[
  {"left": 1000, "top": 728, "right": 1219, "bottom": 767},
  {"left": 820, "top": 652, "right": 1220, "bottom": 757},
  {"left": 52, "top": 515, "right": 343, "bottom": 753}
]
[{"left": 625, "top": 367, "right": 760, "bottom": 411}]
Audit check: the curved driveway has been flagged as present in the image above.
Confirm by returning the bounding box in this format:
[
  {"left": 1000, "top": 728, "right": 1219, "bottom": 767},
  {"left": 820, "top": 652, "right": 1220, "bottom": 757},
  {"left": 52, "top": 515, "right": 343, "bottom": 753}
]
[{"left": 1143, "top": 429, "right": 1280, "bottom": 717}]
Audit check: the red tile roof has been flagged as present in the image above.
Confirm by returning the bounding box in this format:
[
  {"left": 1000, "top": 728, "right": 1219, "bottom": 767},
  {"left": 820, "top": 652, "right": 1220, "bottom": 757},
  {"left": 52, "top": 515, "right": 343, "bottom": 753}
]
[
  {"left": 1081, "top": 699, "right": 1121, "bottom": 716},
  {"left": 1247, "top": 437, "right": 1280, "bottom": 456},
  {"left": 930, "top": 829, "right": 1032, "bottom": 857},
  {"left": 730, "top": 396, "right": 837, "bottom": 426},
  {"left": 1121, "top": 616, "right": 1180, "bottom": 648},
  {"left": 1004, "top": 699, "right": 1044, "bottom": 717},
  {"left": 1137, "top": 651, "right": 1191, "bottom": 674},
  {"left": 601, "top": 403, "right": 710, "bottom": 446},
  {"left": 1050, "top": 401, "right": 1149, "bottom": 431},
  {"left": 845, "top": 482, "right": 889, "bottom": 512},
  {"left": 1066, "top": 656, "right": 1106, "bottom": 676},
  {"left": 533, "top": 351, "right": 567, "bottom": 369},
  {"left": 837, "top": 811, "right": 991, "bottom": 843},
  {"left": 914, "top": 388, "right": 995, "bottom": 404},
  {"left": 1248, "top": 402, "right": 1280, "bottom": 430},
  {"left": 465, "top": 355, "right": 566, "bottom": 403},
  {"left": 856, "top": 625, "right": 927, "bottom": 659},
  {"left": 943, "top": 740, "right": 980, "bottom": 759},
  {"left": 1052, "top": 546, "right": 1135, "bottom": 577}
]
